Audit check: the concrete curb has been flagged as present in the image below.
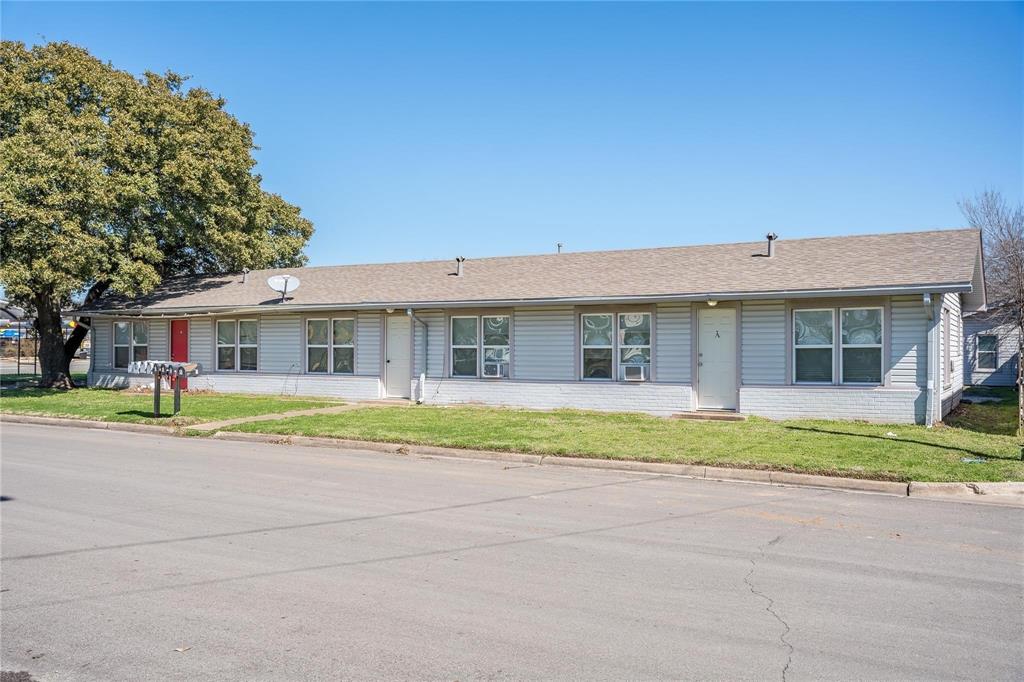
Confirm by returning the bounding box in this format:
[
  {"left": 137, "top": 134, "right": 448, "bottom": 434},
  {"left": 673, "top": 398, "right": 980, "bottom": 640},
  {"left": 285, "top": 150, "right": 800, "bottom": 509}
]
[
  {"left": 908, "top": 482, "right": 1024, "bottom": 507},
  {"left": 208, "top": 432, "right": 913, "bottom": 497},
  {"left": 4, "top": 413, "right": 1021, "bottom": 506},
  {"left": 209, "top": 430, "right": 545, "bottom": 465},
  {"left": 2, "top": 413, "right": 176, "bottom": 435}
]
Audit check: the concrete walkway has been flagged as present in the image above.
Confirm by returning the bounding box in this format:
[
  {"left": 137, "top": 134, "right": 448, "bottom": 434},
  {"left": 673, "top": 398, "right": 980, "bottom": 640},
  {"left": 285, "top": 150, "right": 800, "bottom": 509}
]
[{"left": 189, "top": 400, "right": 405, "bottom": 432}]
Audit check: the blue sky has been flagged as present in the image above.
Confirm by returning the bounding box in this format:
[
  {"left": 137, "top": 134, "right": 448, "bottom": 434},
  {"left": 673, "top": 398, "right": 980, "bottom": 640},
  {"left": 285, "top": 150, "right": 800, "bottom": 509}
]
[{"left": 3, "top": 1, "right": 1021, "bottom": 267}]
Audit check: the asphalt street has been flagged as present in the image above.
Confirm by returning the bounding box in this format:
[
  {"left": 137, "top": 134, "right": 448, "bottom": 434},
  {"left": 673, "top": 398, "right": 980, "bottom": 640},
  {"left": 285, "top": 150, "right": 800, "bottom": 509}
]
[{"left": 1, "top": 423, "right": 1022, "bottom": 681}]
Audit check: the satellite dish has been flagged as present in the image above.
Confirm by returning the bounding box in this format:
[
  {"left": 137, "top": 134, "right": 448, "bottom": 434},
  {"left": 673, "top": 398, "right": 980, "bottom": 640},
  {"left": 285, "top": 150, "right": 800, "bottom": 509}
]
[{"left": 267, "top": 274, "right": 301, "bottom": 301}]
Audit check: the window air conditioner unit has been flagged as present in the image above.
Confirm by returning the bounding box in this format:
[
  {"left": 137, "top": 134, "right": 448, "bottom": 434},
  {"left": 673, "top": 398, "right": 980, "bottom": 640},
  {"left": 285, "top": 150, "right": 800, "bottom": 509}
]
[
  {"left": 622, "top": 365, "right": 646, "bottom": 382},
  {"left": 483, "top": 362, "right": 508, "bottom": 378}
]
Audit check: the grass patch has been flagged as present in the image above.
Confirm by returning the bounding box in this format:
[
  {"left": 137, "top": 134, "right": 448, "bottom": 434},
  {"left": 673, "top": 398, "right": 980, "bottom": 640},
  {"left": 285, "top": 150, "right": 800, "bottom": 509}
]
[
  {"left": 1, "top": 372, "right": 88, "bottom": 386},
  {"left": 224, "top": 401, "right": 1023, "bottom": 483},
  {"left": 947, "top": 387, "right": 1020, "bottom": 437},
  {"left": 0, "top": 386, "right": 339, "bottom": 426}
]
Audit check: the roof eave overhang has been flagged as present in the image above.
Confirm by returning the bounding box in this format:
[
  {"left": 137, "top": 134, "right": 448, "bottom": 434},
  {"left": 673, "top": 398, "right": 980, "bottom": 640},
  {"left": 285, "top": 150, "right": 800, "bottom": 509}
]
[{"left": 72, "top": 282, "right": 974, "bottom": 317}]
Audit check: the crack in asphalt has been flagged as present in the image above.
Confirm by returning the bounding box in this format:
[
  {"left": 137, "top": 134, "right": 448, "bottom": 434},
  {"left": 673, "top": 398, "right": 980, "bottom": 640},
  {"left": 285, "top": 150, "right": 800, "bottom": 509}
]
[{"left": 744, "top": 533, "right": 795, "bottom": 682}]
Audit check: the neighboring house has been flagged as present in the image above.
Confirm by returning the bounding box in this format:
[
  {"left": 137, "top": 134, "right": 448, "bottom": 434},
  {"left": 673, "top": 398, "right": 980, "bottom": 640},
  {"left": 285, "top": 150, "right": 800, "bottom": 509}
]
[
  {"left": 964, "top": 306, "right": 1021, "bottom": 387},
  {"left": 79, "top": 228, "right": 985, "bottom": 425}
]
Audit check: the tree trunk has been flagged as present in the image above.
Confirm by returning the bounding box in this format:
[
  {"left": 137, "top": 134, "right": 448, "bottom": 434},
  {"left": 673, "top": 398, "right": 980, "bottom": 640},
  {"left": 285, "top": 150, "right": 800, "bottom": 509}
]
[
  {"left": 34, "top": 281, "right": 110, "bottom": 389},
  {"left": 35, "top": 294, "right": 74, "bottom": 389}
]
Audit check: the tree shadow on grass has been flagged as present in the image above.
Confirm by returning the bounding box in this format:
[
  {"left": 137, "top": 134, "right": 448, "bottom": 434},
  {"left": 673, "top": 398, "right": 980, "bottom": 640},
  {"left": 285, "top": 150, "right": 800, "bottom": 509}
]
[
  {"left": 114, "top": 410, "right": 170, "bottom": 419},
  {"left": 782, "top": 425, "right": 1023, "bottom": 462}
]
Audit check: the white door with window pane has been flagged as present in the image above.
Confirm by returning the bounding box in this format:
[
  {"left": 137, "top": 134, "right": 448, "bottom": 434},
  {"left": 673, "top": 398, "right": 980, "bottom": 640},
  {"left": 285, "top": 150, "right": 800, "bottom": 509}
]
[
  {"left": 385, "top": 315, "right": 411, "bottom": 398},
  {"left": 698, "top": 308, "right": 737, "bottom": 410}
]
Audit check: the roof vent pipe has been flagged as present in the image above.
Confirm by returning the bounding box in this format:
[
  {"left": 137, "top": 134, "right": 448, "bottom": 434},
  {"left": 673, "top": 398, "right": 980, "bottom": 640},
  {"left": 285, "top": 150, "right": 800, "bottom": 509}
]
[
  {"left": 455, "top": 256, "right": 465, "bottom": 277},
  {"left": 242, "top": 268, "right": 250, "bottom": 283},
  {"left": 557, "top": 242, "right": 564, "bottom": 254},
  {"left": 766, "top": 232, "right": 779, "bottom": 257}
]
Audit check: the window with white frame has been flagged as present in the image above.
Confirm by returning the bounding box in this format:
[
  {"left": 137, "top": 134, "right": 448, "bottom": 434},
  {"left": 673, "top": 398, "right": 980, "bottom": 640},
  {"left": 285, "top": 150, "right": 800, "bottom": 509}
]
[
  {"left": 482, "top": 316, "right": 510, "bottom": 378},
  {"left": 581, "top": 313, "right": 614, "bottom": 379},
  {"left": 217, "top": 320, "right": 257, "bottom": 371},
  {"left": 332, "top": 318, "right": 355, "bottom": 374},
  {"left": 451, "top": 316, "right": 479, "bottom": 377},
  {"left": 113, "top": 321, "right": 148, "bottom": 369},
  {"left": 306, "top": 318, "right": 355, "bottom": 374},
  {"left": 306, "top": 319, "right": 329, "bottom": 373},
  {"left": 217, "top": 321, "right": 236, "bottom": 370},
  {"left": 840, "top": 308, "right": 882, "bottom": 384},
  {"left": 793, "top": 309, "right": 833, "bottom": 383},
  {"left": 977, "top": 335, "right": 997, "bottom": 370},
  {"left": 448, "top": 315, "right": 510, "bottom": 378},
  {"left": 618, "top": 313, "right": 651, "bottom": 380},
  {"left": 238, "top": 320, "right": 258, "bottom": 371},
  {"left": 580, "top": 311, "right": 653, "bottom": 381}
]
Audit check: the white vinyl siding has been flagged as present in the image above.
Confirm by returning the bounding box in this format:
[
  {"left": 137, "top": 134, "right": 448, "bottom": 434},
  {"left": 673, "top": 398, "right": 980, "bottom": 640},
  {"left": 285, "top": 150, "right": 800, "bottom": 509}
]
[
  {"left": 355, "top": 312, "right": 381, "bottom": 375},
  {"left": 655, "top": 303, "right": 691, "bottom": 383},
  {"left": 92, "top": 319, "right": 112, "bottom": 371},
  {"left": 890, "top": 295, "right": 928, "bottom": 387},
  {"left": 260, "top": 315, "right": 302, "bottom": 374},
  {"left": 189, "top": 318, "right": 214, "bottom": 373},
  {"left": 942, "top": 293, "right": 963, "bottom": 392},
  {"left": 741, "top": 301, "right": 785, "bottom": 385},
  {"left": 412, "top": 310, "right": 445, "bottom": 379},
  {"left": 512, "top": 307, "right": 575, "bottom": 381},
  {"left": 148, "top": 320, "right": 169, "bottom": 362},
  {"left": 940, "top": 292, "right": 964, "bottom": 414}
]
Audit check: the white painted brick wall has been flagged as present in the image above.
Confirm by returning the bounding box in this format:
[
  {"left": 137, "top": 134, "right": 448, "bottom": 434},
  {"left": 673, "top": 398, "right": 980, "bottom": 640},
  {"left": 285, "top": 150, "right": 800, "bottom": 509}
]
[
  {"left": 90, "top": 371, "right": 382, "bottom": 401},
  {"left": 418, "top": 378, "right": 693, "bottom": 416},
  {"left": 740, "top": 386, "right": 926, "bottom": 424}
]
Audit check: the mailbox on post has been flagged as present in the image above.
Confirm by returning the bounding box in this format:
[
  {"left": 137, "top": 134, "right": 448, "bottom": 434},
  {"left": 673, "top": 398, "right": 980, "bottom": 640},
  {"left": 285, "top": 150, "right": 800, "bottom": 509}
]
[{"left": 128, "top": 361, "right": 202, "bottom": 417}]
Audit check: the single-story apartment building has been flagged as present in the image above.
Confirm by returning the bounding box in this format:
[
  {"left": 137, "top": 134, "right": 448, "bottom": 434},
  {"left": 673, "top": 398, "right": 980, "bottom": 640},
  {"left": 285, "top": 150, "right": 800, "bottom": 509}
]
[
  {"left": 963, "top": 305, "right": 1021, "bottom": 387},
  {"left": 79, "top": 228, "right": 986, "bottom": 425}
]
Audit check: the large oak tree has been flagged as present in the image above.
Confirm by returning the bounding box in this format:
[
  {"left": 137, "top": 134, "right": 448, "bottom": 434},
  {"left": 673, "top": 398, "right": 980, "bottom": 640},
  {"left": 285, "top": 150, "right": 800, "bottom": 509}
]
[{"left": 0, "top": 41, "right": 313, "bottom": 387}]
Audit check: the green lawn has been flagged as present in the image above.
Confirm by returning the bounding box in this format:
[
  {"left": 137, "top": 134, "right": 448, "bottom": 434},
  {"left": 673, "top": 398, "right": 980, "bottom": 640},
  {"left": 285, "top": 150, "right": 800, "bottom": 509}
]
[
  {"left": 1, "top": 387, "right": 339, "bottom": 426},
  {"left": 223, "top": 394, "right": 1023, "bottom": 483},
  {"left": 1, "top": 372, "right": 88, "bottom": 386},
  {"left": 947, "top": 387, "right": 1020, "bottom": 436},
  {"left": 4, "top": 384, "right": 1020, "bottom": 482}
]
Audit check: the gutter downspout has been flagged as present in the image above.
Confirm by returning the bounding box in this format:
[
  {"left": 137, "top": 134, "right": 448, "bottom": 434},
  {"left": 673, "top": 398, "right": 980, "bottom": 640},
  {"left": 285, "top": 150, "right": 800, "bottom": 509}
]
[
  {"left": 924, "top": 293, "right": 939, "bottom": 427},
  {"left": 407, "top": 308, "right": 428, "bottom": 403}
]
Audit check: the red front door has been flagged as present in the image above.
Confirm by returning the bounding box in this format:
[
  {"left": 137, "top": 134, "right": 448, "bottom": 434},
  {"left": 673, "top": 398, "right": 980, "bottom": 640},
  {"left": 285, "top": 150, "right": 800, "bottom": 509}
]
[{"left": 171, "top": 319, "right": 189, "bottom": 389}]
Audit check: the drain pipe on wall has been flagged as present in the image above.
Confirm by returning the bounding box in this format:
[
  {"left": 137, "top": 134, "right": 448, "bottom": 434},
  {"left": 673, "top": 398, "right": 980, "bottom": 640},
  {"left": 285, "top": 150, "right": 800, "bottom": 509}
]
[
  {"left": 924, "top": 293, "right": 938, "bottom": 427},
  {"left": 407, "top": 308, "right": 428, "bottom": 403}
]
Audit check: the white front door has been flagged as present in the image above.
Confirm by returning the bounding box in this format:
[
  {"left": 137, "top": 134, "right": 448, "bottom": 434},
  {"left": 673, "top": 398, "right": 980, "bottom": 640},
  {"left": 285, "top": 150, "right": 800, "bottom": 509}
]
[
  {"left": 698, "top": 307, "right": 737, "bottom": 410},
  {"left": 384, "top": 315, "right": 411, "bottom": 398}
]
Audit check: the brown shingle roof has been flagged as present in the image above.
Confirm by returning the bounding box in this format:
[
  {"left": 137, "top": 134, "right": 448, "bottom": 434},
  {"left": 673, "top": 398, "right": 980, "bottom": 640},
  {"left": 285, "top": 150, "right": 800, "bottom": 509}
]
[{"left": 87, "top": 228, "right": 982, "bottom": 313}]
